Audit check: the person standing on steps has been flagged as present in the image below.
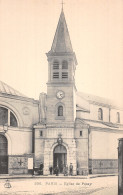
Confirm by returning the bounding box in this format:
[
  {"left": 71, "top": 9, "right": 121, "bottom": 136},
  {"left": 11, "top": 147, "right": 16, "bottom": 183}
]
[
  {"left": 39, "top": 162, "right": 43, "bottom": 175},
  {"left": 49, "top": 166, "right": 53, "bottom": 175},
  {"left": 69, "top": 163, "right": 73, "bottom": 176},
  {"left": 55, "top": 165, "right": 59, "bottom": 176}
]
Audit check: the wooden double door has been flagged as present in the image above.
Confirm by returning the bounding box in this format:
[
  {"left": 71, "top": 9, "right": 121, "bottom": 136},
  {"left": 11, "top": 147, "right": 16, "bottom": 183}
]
[
  {"left": 0, "top": 134, "right": 8, "bottom": 174},
  {"left": 53, "top": 145, "right": 67, "bottom": 173}
]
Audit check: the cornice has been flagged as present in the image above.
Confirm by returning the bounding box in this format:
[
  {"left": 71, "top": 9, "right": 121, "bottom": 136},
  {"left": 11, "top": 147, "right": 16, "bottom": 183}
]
[
  {"left": 89, "top": 126, "right": 123, "bottom": 134},
  {"left": 34, "top": 123, "right": 46, "bottom": 129},
  {"left": 0, "top": 125, "right": 32, "bottom": 132},
  {"left": 89, "top": 100, "right": 123, "bottom": 111},
  {"left": 81, "top": 118, "right": 123, "bottom": 128},
  {"left": 46, "top": 123, "right": 75, "bottom": 128},
  {"left": 0, "top": 93, "right": 39, "bottom": 105},
  {"left": 47, "top": 81, "right": 75, "bottom": 86},
  {"left": 46, "top": 52, "right": 77, "bottom": 65}
]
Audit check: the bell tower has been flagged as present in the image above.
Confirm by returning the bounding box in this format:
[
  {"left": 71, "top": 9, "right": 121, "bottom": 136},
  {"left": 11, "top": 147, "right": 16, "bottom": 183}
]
[
  {"left": 43, "top": 8, "right": 77, "bottom": 175},
  {"left": 46, "top": 9, "right": 77, "bottom": 125}
]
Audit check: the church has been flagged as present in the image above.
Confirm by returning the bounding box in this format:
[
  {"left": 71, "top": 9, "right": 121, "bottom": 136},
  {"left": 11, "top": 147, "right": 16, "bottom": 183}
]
[{"left": 0, "top": 8, "right": 123, "bottom": 175}]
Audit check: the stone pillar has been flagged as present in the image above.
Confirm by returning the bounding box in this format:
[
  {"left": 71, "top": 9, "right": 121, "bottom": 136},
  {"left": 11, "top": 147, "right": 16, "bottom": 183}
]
[
  {"left": 39, "top": 93, "right": 46, "bottom": 124},
  {"left": 68, "top": 139, "right": 77, "bottom": 175},
  {"left": 118, "top": 138, "right": 123, "bottom": 195},
  {"left": 43, "top": 140, "right": 51, "bottom": 175}
]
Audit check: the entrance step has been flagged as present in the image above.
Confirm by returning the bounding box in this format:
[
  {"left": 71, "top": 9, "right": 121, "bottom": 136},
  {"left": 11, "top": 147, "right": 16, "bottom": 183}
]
[{"left": 0, "top": 174, "right": 9, "bottom": 176}]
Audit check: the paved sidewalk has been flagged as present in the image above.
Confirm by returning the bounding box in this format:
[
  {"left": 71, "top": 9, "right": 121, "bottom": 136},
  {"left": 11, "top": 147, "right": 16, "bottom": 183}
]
[
  {"left": 0, "top": 173, "right": 117, "bottom": 180},
  {"left": 0, "top": 176, "right": 118, "bottom": 195}
]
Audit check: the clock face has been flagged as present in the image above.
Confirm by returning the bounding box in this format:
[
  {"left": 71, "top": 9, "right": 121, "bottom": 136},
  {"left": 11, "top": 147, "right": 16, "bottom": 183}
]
[{"left": 56, "top": 91, "right": 65, "bottom": 99}]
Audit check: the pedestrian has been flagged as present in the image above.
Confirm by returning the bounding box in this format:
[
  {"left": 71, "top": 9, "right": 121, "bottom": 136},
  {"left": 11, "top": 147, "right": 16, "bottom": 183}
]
[
  {"left": 69, "top": 163, "right": 73, "bottom": 176},
  {"left": 55, "top": 165, "right": 59, "bottom": 176},
  {"left": 49, "top": 166, "right": 53, "bottom": 175},
  {"left": 39, "top": 162, "right": 43, "bottom": 175},
  {"left": 64, "top": 164, "right": 68, "bottom": 176},
  {"left": 32, "top": 166, "right": 34, "bottom": 176}
]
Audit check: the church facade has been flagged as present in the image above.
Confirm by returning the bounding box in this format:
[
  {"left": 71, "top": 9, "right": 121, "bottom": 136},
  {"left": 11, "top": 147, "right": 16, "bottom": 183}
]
[{"left": 0, "top": 9, "right": 123, "bottom": 175}]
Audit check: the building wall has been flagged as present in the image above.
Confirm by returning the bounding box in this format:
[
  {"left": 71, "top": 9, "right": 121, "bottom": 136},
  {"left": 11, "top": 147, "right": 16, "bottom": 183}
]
[
  {"left": 110, "top": 108, "right": 123, "bottom": 124},
  {"left": 6, "top": 128, "right": 32, "bottom": 155},
  {"left": 43, "top": 135, "right": 76, "bottom": 175},
  {"left": 46, "top": 84, "right": 75, "bottom": 123},
  {"left": 34, "top": 125, "right": 77, "bottom": 175},
  {"left": 77, "top": 102, "right": 123, "bottom": 125},
  {"left": 0, "top": 95, "right": 39, "bottom": 128},
  {"left": 75, "top": 120, "right": 89, "bottom": 175},
  {"left": 89, "top": 129, "right": 123, "bottom": 174},
  {"left": 0, "top": 94, "right": 39, "bottom": 175},
  {"left": 76, "top": 111, "right": 90, "bottom": 120},
  {"left": 89, "top": 104, "right": 109, "bottom": 122},
  {"left": 34, "top": 127, "right": 45, "bottom": 167},
  {"left": 90, "top": 130, "right": 123, "bottom": 159}
]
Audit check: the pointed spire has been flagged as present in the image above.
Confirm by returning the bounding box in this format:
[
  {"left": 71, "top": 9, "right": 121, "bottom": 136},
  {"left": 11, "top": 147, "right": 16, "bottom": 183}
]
[{"left": 49, "top": 9, "right": 73, "bottom": 54}]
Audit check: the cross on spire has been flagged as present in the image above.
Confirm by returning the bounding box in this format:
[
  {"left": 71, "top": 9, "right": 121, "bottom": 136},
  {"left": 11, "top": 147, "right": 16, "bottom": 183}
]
[{"left": 61, "top": 0, "right": 65, "bottom": 11}]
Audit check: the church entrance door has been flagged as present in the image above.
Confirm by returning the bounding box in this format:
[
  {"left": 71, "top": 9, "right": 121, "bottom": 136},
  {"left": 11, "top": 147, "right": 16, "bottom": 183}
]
[
  {"left": 0, "top": 134, "right": 8, "bottom": 174},
  {"left": 53, "top": 145, "right": 67, "bottom": 173}
]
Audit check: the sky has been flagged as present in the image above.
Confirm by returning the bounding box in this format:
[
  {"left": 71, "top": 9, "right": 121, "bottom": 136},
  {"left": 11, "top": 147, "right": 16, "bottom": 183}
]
[{"left": 0, "top": 0, "right": 123, "bottom": 106}]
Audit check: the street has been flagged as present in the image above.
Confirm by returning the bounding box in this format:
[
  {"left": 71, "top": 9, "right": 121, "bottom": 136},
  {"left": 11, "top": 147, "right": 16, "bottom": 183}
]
[{"left": 0, "top": 176, "right": 118, "bottom": 195}]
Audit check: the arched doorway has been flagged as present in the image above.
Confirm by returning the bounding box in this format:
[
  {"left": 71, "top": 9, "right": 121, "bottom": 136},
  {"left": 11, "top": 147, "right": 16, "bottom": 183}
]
[
  {"left": 0, "top": 134, "right": 8, "bottom": 174},
  {"left": 53, "top": 145, "right": 67, "bottom": 173}
]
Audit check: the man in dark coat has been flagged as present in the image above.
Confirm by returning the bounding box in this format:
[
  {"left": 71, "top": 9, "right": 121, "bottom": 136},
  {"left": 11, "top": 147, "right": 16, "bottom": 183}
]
[
  {"left": 69, "top": 163, "right": 73, "bottom": 176},
  {"left": 63, "top": 165, "right": 68, "bottom": 176},
  {"left": 49, "top": 166, "right": 53, "bottom": 175},
  {"left": 39, "top": 162, "right": 43, "bottom": 175},
  {"left": 55, "top": 165, "right": 59, "bottom": 176}
]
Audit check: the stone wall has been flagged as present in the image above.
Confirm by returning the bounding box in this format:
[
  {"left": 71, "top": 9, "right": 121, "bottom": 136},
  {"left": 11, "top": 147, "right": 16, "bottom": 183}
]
[
  {"left": 9, "top": 154, "right": 33, "bottom": 175},
  {"left": 75, "top": 119, "right": 89, "bottom": 175},
  {"left": 76, "top": 139, "right": 88, "bottom": 175},
  {"left": 0, "top": 95, "right": 39, "bottom": 128},
  {"left": 43, "top": 137, "right": 76, "bottom": 175},
  {"left": 46, "top": 84, "right": 75, "bottom": 123},
  {"left": 89, "top": 159, "right": 118, "bottom": 174}
]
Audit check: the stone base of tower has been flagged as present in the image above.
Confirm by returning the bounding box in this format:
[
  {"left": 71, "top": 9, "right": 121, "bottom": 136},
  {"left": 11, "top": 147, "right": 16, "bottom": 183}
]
[{"left": 43, "top": 138, "right": 77, "bottom": 175}]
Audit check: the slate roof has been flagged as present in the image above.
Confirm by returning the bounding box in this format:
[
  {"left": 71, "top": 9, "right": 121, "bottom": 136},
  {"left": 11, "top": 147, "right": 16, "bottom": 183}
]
[
  {"left": 76, "top": 91, "right": 123, "bottom": 110},
  {"left": 0, "top": 80, "right": 26, "bottom": 97},
  {"left": 48, "top": 10, "right": 73, "bottom": 53}
]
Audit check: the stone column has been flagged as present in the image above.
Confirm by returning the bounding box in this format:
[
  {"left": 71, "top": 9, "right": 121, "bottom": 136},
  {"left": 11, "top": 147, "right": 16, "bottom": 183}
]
[
  {"left": 118, "top": 138, "right": 123, "bottom": 195},
  {"left": 43, "top": 150, "right": 50, "bottom": 175},
  {"left": 43, "top": 140, "right": 50, "bottom": 175},
  {"left": 68, "top": 139, "right": 77, "bottom": 175}
]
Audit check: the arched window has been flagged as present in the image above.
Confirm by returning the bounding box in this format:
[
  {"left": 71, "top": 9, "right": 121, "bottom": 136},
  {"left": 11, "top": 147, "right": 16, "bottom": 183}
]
[
  {"left": 58, "top": 106, "right": 63, "bottom": 116},
  {"left": 10, "top": 112, "right": 18, "bottom": 127},
  {"left": 62, "top": 60, "right": 68, "bottom": 69},
  {"left": 0, "top": 106, "right": 18, "bottom": 127},
  {"left": 116, "top": 112, "right": 120, "bottom": 123},
  {"left": 98, "top": 108, "right": 103, "bottom": 120},
  {"left": 0, "top": 107, "right": 8, "bottom": 126}
]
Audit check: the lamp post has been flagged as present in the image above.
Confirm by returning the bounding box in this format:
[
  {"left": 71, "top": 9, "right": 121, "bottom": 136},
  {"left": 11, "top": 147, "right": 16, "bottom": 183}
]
[{"left": 3, "top": 123, "right": 8, "bottom": 133}]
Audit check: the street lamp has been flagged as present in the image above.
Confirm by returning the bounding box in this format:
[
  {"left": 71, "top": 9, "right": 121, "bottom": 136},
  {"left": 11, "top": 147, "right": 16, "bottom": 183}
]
[{"left": 3, "top": 123, "right": 8, "bottom": 133}]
